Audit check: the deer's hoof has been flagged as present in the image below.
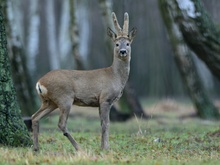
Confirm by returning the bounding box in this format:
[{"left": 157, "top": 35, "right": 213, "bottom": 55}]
[
  {"left": 63, "top": 132, "right": 68, "bottom": 137},
  {"left": 33, "top": 147, "right": 39, "bottom": 152}
]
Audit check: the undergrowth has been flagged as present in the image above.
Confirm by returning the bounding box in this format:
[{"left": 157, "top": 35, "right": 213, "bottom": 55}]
[{"left": 0, "top": 101, "right": 220, "bottom": 165}]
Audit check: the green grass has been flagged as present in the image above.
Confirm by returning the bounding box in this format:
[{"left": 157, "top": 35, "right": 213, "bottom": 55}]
[{"left": 0, "top": 101, "right": 220, "bottom": 165}]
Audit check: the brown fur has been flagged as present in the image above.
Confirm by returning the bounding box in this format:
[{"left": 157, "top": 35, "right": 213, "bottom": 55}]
[{"left": 31, "top": 12, "right": 137, "bottom": 151}]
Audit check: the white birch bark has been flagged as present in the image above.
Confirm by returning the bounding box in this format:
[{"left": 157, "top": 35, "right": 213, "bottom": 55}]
[
  {"left": 75, "top": 0, "right": 90, "bottom": 60},
  {"left": 59, "top": 0, "right": 71, "bottom": 62},
  {"left": 7, "top": 0, "right": 21, "bottom": 53},
  {"left": 11, "top": 0, "right": 24, "bottom": 44},
  {"left": 7, "top": 0, "right": 38, "bottom": 115},
  {"left": 98, "top": 0, "right": 113, "bottom": 33},
  {"left": 26, "top": 0, "right": 40, "bottom": 74},
  {"left": 46, "top": 0, "right": 60, "bottom": 70},
  {"left": 98, "top": 0, "right": 113, "bottom": 61}
]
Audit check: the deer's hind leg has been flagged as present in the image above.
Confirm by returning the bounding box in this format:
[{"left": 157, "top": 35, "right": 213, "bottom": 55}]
[
  {"left": 57, "top": 98, "right": 80, "bottom": 151},
  {"left": 32, "top": 100, "right": 57, "bottom": 151}
]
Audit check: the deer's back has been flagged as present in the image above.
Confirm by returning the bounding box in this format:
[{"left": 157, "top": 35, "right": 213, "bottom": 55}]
[{"left": 37, "top": 69, "right": 122, "bottom": 106}]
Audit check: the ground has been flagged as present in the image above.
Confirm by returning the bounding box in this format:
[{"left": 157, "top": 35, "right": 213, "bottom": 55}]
[{"left": 0, "top": 99, "right": 219, "bottom": 165}]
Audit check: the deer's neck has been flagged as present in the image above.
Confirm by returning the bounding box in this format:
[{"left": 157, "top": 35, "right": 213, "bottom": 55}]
[{"left": 111, "top": 56, "right": 130, "bottom": 87}]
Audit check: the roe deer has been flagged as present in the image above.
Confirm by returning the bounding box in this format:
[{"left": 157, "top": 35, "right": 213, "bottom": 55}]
[{"left": 31, "top": 12, "right": 137, "bottom": 151}]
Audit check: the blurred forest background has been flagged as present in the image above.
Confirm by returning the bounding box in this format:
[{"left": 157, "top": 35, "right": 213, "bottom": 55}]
[{"left": 5, "top": 0, "right": 220, "bottom": 116}]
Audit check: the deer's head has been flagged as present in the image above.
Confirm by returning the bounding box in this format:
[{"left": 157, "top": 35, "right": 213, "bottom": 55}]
[{"left": 108, "top": 12, "right": 137, "bottom": 61}]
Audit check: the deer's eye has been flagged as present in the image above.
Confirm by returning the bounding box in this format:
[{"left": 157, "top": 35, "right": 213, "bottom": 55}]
[
  {"left": 116, "top": 43, "right": 119, "bottom": 47},
  {"left": 126, "top": 43, "right": 130, "bottom": 46}
]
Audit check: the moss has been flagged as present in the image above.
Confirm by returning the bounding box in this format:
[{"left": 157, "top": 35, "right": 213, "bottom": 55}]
[{"left": 0, "top": 4, "right": 32, "bottom": 146}]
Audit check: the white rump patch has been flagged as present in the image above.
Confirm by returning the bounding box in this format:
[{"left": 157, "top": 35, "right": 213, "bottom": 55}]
[{"left": 36, "top": 82, "right": 48, "bottom": 95}]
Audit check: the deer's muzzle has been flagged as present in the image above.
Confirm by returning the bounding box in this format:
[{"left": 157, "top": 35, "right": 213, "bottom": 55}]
[{"left": 119, "top": 49, "right": 127, "bottom": 57}]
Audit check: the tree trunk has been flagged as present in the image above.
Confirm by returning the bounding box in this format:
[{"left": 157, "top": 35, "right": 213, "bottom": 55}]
[
  {"left": 69, "top": 0, "right": 85, "bottom": 70},
  {"left": 98, "top": 0, "right": 148, "bottom": 120},
  {"left": 26, "top": 0, "right": 40, "bottom": 76},
  {"left": 46, "top": 0, "right": 60, "bottom": 70},
  {"left": 58, "top": 0, "right": 71, "bottom": 68},
  {"left": 124, "top": 83, "right": 147, "bottom": 118},
  {"left": 0, "top": 2, "right": 32, "bottom": 146},
  {"left": 173, "top": 0, "right": 220, "bottom": 81},
  {"left": 7, "top": 0, "right": 37, "bottom": 116},
  {"left": 159, "top": 0, "right": 220, "bottom": 120}
]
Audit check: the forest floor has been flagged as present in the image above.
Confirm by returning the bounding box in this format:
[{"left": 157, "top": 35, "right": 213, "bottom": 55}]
[{"left": 0, "top": 98, "right": 220, "bottom": 165}]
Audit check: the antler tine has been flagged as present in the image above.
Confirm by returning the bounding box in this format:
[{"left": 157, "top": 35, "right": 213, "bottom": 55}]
[
  {"left": 123, "top": 12, "right": 129, "bottom": 35},
  {"left": 112, "top": 12, "right": 122, "bottom": 35}
]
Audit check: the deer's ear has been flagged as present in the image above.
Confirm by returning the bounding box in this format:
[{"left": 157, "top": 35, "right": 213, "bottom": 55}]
[
  {"left": 107, "top": 27, "right": 117, "bottom": 40},
  {"left": 128, "top": 27, "right": 137, "bottom": 42}
]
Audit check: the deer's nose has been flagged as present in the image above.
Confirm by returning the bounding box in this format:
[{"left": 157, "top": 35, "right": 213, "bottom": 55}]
[{"left": 120, "top": 49, "right": 127, "bottom": 55}]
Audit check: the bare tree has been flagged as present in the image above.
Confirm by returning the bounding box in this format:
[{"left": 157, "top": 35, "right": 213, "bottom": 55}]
[
  {"left": 175, "top": 0, "right": 220, "bottom": 81},
  {"left": 46, "top": 0, "right": 60, "bottom": 70},
  {"left": 74, "top": 0, "right": 90, "bottom": 68},
  {"left": 26, "top": 0, "right": 40, "bottom": 76},
  {"left": 7, "top": 0, "right": 37, "bottom": 116},
  {"left": 69, "top": 0, "right": 85, "bottom": 70},
  {"left": 159, "top": 0, "right": 220, "bottom": 120}
]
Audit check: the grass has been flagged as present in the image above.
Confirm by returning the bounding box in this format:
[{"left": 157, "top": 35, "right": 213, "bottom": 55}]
[{"left": 0, "top": 99, "right": 220, "bottom": 164}]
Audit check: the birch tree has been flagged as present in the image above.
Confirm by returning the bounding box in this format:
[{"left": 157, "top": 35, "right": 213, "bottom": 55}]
[
  {"left": 59, "top": 0, "right": 72, "bottom": 68},
  {"left": 7, "top": 0, "right": 37, "bottom": 116},
  {"left": 69, "top": 0, "right": 85, "bottom": 70},
  {"left": 26, "top": 0, "right": 40, "bottom": 76},
  {"left": 46, "top": 0, "right": 60, "bottom": 70},
  {"left": 74, "top": 0, "right": 90, "bottom": 67}
]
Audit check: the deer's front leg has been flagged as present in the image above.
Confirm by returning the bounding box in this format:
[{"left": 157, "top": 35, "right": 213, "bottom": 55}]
[{"left": 99, "top": 101, "right": 111, "bottom": 150}]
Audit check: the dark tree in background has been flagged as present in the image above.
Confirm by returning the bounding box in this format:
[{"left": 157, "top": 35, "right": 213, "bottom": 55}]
[
  {"left": 0, "top": 2, "right": 32, "bottom": 146},
  {"left": 6, "top": 0, "right": 37, "bottom": 116},
  {"left": 98, "top": 0, "right": 148, "bottom": 120},
  {"left": 159, "top": 0, "right": 220, "bottom": 120}
]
